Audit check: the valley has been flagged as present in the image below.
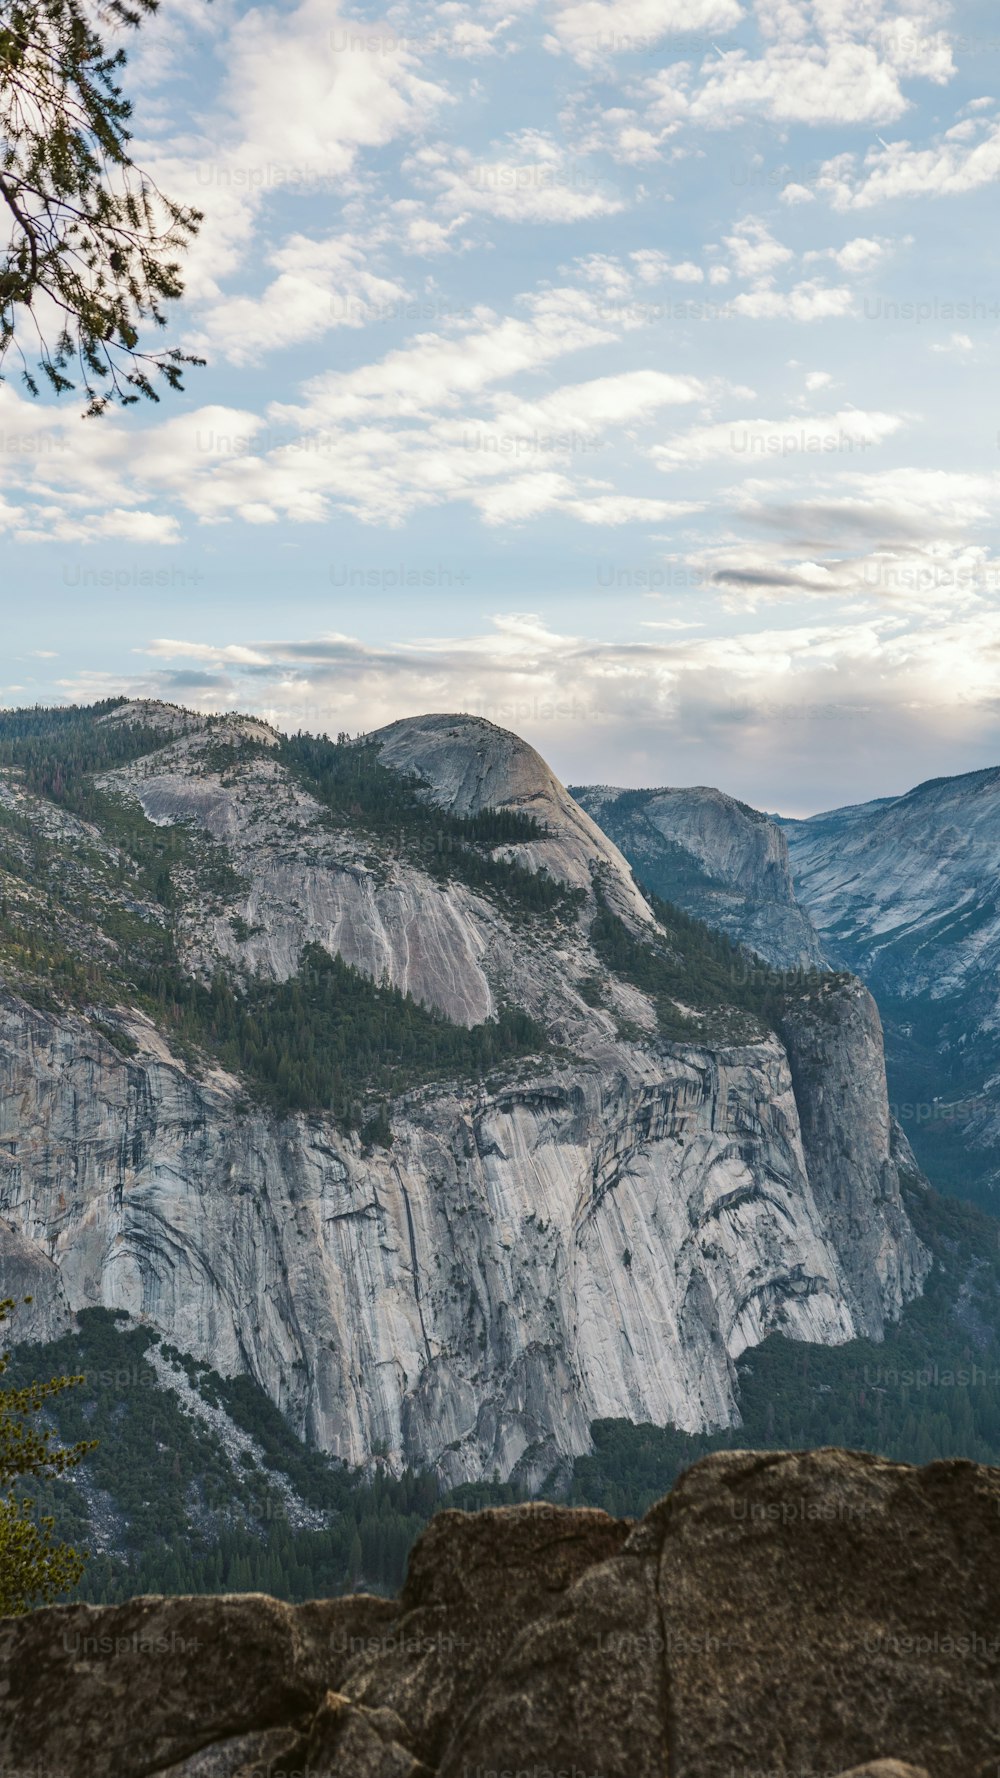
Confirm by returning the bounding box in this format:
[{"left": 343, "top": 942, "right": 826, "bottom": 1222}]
[{"left": 4, "top": 697, "right": 999, "bottom": 1608}]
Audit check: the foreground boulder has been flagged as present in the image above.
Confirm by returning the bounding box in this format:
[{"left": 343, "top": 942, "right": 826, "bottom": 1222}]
[{"left": 1, "top": 1449, "right": 997, "bottom": 1777}]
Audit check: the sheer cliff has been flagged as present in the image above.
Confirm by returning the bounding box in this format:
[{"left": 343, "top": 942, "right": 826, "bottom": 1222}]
[
  {"left": 782, "top": 766, "right": 1000, "bottom": 1211},
  {"left": 572, "top": 766, "right": 1000, "bottom": 1214},
  {"left": 0, "top": 701, "right": 927, "bottom": 1482},
  {"left": 571, "top": 782, "right": 825, "bottom": 970}
]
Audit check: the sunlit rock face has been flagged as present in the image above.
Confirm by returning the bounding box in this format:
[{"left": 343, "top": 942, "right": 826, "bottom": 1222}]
[{"left": 0, "top": 705, "right": 927, "bottom": 1481}]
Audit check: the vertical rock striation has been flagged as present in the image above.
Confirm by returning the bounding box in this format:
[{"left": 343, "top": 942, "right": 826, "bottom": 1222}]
[{"left": 0, "top": 704, "right": 928, "bottom": 1479}]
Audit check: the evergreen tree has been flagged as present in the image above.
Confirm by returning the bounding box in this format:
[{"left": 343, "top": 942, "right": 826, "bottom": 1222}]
[
  {"left": 0, "top": 1297, "right": 94, "bottom": 1613},
  {"left": 0, "top": 1, "right": 202, "bottom": 411}
]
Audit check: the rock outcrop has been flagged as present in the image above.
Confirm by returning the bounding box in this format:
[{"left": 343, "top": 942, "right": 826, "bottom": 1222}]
[
  {"left": 3, "top": 1448, "right": 996, "bottom": 1778},
  {"left": 0, "top": 703, "right": 927, "bottom": 1481}
]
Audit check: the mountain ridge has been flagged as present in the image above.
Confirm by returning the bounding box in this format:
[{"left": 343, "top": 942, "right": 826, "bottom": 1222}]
[
  {"left": 571, "top": 779, "right": 826, "bottom": 971},
  {"left": 571, "top": 756, "right": 1000, "bottom": 1216},
  {"left": 0, "top": 698, "right": 926, "bottom": 1487}
]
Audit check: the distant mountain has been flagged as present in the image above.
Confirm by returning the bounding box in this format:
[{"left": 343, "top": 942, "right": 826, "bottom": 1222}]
[
  {"left": 570, "top": 782, "right": 825, "bottom": 971},
  {"left": 0, "top": 699, "right": 925, "bottom": 1515},
  {"left": 574, "top": 763, "right": 1000, "bottom": 1216},
  {"left": 782, "top": 766, "right": 1000, "bottom": 1212}
]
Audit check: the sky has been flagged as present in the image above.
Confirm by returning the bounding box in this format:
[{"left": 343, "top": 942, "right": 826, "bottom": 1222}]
[{"left": 3, "top": 0, "right": 1000, "bottom": 814}]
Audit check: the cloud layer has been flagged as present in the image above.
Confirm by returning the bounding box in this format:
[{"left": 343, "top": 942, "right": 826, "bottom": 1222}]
[{"left": 3, "top": 0, "right": 999, "bottom": 809}]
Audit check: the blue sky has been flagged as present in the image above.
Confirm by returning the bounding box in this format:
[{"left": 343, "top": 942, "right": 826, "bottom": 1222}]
[{"left": 3, "top": 0, "right": 1000, "bottom": 813}]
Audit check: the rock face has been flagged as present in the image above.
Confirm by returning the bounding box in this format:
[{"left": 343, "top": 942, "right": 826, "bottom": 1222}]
[
  {"left": 376, "top": 714, "right": 655, "bottom": 932},
  {"left": 0, "top": 704, "right": 927, "bottom": 1480},
  {"left": 0, "top": 981, "right": 927, "bottom": 1483},
  {"left": 782, "top": 765, "right": 1000, "bottom": 1205},
  {"left": 572, "top": 780, "right": 827, "bottom": 970},
  {"left": 3, "top": 1448, "right": 996, "bottom": 1778}
]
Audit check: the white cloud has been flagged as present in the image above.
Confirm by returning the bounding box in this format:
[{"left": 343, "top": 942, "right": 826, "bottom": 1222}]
[
  {"left": 930, "top": 331, "right": 975, "bottom": 355},
  {"left": 13, "top": 507, "right": 182, "bottom": 546},
  {"left": 724, "top": 218, "right": 795, "bottom": 282},
  {"left": 221, "top": 0, "right": 448, "bottom": 178},
  {"left": 687, "top": 19, "right": 953, "bottom": 128},
  {"left": 742, "top": 467, "right": 1000, "bottom": 542},
  {"left": 487, "top": 367, "right": 706, "bottom": 435},
  {"left": 576, "top": 253, "right": 636, "bottom": 295},
  {"left": 412, "top": 132, "right": 625, "bottom": 223},
  {"left": 729, "top": 279, "right": 855, "bottom": 319},
  {"left": 545, "top": 0, "right": 743, "bottom": 67},
  {"left": 802, "top": 234, "right": 894, "bottom": 272},
  {"left": 146, "top": 639, "right": 273, "bottom": 666},
  {"left": 189, "top": 233, "right": 409, "bottom": 364},
  {"left": 819, "top": 118, "right": 1000, "bottom": 208},
  {"left": 270, "top": 285, "right": 627, "bottom": 427},
  {"left": 562, "top": 493, "right": 703, "bottom": 523},
  {"left": 652, "top": 408, "right": 905, "bottom": 469},
  {"left": 131, "top": 0, "right": 452, "bottom": 315},
  {"left": 631, "top": 250, "right": 704, "bottom": 283},
  {"left": 0, "top": 272, "right": 719, "bottom": 537}
]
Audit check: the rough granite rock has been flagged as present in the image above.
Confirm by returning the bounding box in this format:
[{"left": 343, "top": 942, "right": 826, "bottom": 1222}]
[
  {"left": 776, "top": 977, "right": 923, "bottom": 1331},
  {"left": 832, "top": 1766, "right": 932, "bottom": 1778},
  {"left": 0, "top": 705, "right": 927, "bottom": 1481},
  {"left": 304, "top": 1694, "right": 431, "bottom": 1777},
  {"left": 1, "top": 1450, "right": 996, "bottom": 1778},
  {"left": 153, "top": 1724, "right": 308, "bottom": 1778},
  {"left": 437, "top": 1510, "right": 668, "bottom": 1776},
  {"left": 0, "top": 1591, "right": 398, "bottom": 1778},
  {"left": 0, "top": 1215, "right": 72, "bottom": 1340},
  {"left": 783, "top": 764, "right": 1000, "bottom": 1201},
  {"left": 336, "top": 1501, "right": 631, "bottom": 1766},
  {"left": 440, "top": 1447, "right": 1000, "bottom": 1778}
]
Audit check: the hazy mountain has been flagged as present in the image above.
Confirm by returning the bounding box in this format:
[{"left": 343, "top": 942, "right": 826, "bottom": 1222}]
[
  {"left": 781, "top": 766, "right": 1000, "bottom": 1212},
  {"left": 570, "top": 782, "right": 826, "bottom": 972},
  {"left": 574, "top": 766, "right": 1000, "bottom": 1216}
]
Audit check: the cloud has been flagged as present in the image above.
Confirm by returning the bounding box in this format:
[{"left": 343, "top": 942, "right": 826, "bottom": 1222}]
[
  {"left": 187, "top": 232, "right": 411, "bottom": 364},
  {"left": 740, "top": 469, "right": 1000, "bottom": 545},
  {"left": 486, "top": 367, "right": 706, "bottom": 435},
  {"left": 270, "top": 285, "right": 626, "bottom": 427},
  {"left": 818, "top": 117, "right": 1000, "bottom": 209},
  {"left": 728, "top": 279, "right": 855, "bottom": 320},
  {"left": 687, "top": 17, "right": 953, "bottom": 128},
  {"left": 221, "top": 0, "right": 448, "bottom": 177},
  {"left": 0, "top": 271, "right": 722, "bottom": 539},
  {"left": 723, "top": 218, "right": 794, "bottom": 282},
  {"left": 652, "top": 408, "right": 906, "bottom": 469},
  {"left": 544, "top": 0, "right": 743, "bottom": 67},
  {"left": 930, "top": 331, "right": 975, "bottom": 355},
  {"left": 802, "top": 234, "right": 894, "bottom": 272},
  {"left": 410, "top": 132, "right": 625, "bottom": 223},
  {"left": 631, "top": 251, "right": 704, "bottom": 284},
  {"left": 69, "top": 605, "right": 1000, "bottom": 816},
  {"left": 132, "top": 0, "right": 452, "bottom": 311},
  {"left": 12, "top": 507, "right": 182, "bottom": 546}
]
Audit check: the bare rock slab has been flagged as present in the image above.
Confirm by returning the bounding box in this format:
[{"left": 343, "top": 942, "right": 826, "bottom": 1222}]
[{"left": 1, "top": 1452, "right": 997, "bottom": 1778}]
